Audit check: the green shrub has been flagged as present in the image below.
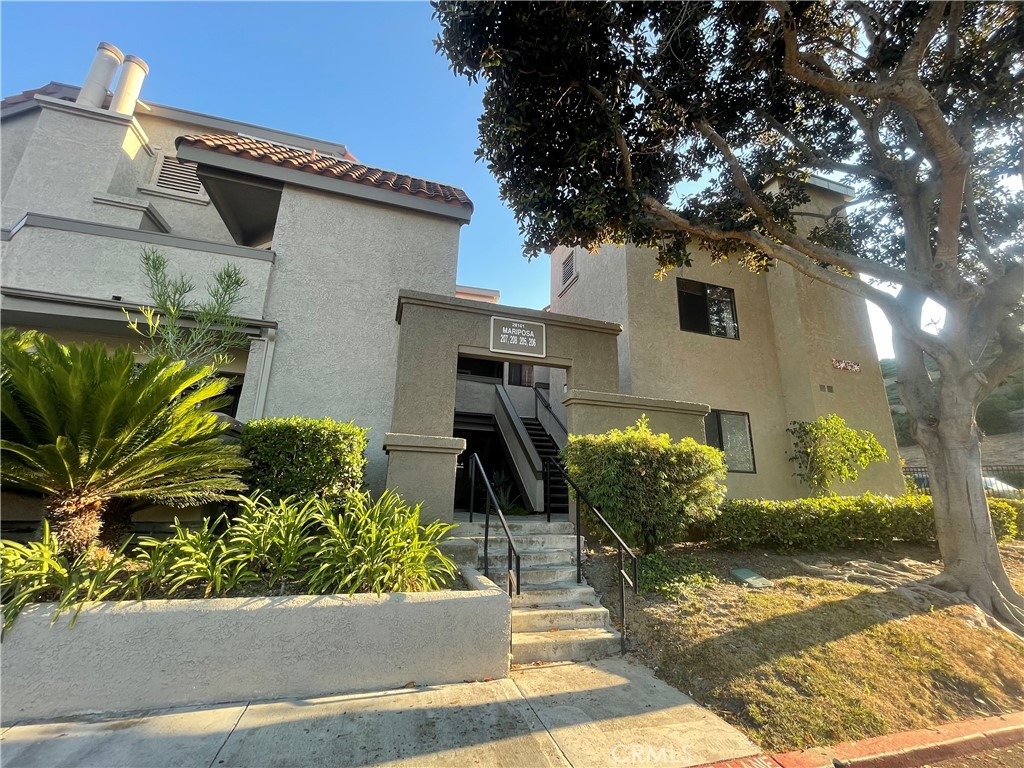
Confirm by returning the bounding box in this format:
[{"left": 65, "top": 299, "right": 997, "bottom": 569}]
[
  {"left": 561, "top": 416, "right": 727, "bottom": 553},
  {"left": 787, "top": 414, "right": 888, "bottom": 495},
  {"left": 640, "top": 552, "right": 719, "bottom": 600},
  {"left": 241, "top": 417, "right": 368, "bottom": 501},
  {"left": 988, "top": 500, "right": 1019, "bottom": 542},
  {"left": 707, "top": 494, "right": 1017, "bottom": 551},
  {"left": 1005, "top": 499, "right": 1024, "bottom": 540},
  {"left": 305, "top": 490, "right": 457, "bottom": 594},
  {"left": 1, "top": 490, "right": 458, "bottom": 632}
]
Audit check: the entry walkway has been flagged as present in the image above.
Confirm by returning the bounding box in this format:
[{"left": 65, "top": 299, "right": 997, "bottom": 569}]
[{"left": 2, "top": 658, "right": 760, "bottom": 768}]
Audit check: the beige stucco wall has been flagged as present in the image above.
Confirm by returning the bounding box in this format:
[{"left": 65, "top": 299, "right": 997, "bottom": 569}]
[
  {"left": 0, "top": 111, "right": 39, "bottom": 199},
  {"left": 1, "top": 226, "right": 272, "bottom": 319},
  {"left": 1, "top": 103, "right": 139, "bottom": 229},
  {"left": 1, "top": 572, "right": 511, "bottom": 723},
  {"left": 260, "top": 188, "right": 462, "bottom": 491},
  {"left": 547, "top": 196, "right": 904, "bottom": 499}
]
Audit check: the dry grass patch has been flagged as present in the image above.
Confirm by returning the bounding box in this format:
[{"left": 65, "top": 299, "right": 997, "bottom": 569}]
[{"left": 585, "top": 544, "right": 1024, "bottom": 754}]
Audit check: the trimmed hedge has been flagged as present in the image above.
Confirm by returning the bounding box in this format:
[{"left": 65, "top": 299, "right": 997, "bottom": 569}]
[
  {"left": 562, "top": 416, "right": 726, "bottom": 553},
  {"left": 998, "top": 499, "right": 1024, "bottom": 540},
  {"left": 707, "top": 494, "right": 1018, "bottom": 551},
  {"left": 241, "top": 417, "right": 368, "bottom": 501}
]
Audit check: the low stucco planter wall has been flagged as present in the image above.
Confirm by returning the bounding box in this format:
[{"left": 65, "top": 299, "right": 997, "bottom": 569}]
[{"left": 1, "top": 568, "right": 510, "bottom": 723}]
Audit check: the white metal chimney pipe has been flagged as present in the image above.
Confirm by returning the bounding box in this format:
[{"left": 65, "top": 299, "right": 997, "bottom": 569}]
[
  {"left": 109, "top": 54, "right": 149, "bottom": 115},
  {"left": 75, "top": 42, "right": 124, "bottom": 109}
]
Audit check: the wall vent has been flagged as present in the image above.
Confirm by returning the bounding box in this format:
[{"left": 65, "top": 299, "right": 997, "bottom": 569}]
[
  {"left": 561, "top": 252, "right": 576, "bottom": 286},
  {"left": 155, "top": 156, "right": 203, "bottom": 196}
]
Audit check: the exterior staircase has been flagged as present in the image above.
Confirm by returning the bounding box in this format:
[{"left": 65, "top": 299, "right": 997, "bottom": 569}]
[
  {"left": 454, "top": 516, "right": 621, "bottom": 663},
  {"left": 520, "top": 418, "right": 569, "bottom": 518}
]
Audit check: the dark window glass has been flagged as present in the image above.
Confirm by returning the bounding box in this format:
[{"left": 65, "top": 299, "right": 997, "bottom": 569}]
[
  {"left": 678, "top": 279, "right": 738, "bottom": 339},
  {"left": 704, "top": 409, "right": 755, "bottom": 473},
  {"left": 457, "top": 355, "right": 503, "bottom": 379}
]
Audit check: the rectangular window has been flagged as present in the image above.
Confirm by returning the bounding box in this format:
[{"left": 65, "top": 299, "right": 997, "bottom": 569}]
[
  {"left": 705, "top": 409, "right": 755, "bottom": 473},
  {"left": 677, "top": 279, "right": 739, "bottom": 339}
]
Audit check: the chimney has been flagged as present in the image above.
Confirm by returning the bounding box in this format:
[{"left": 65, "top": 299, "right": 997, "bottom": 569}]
[
  {"left": 109, "top": 54, "right": 149, "bottom": 116},
  {"left": 75, "top": 42, "right": 124, "bottom": 109}
]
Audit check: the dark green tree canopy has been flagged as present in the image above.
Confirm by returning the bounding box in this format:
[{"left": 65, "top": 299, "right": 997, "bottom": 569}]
[
  {"left": 435, "top": 2, "right": 1022, "bottom": 394},
  {"left": 437, "top": 1, "right": 1024, "bottom": 629}
]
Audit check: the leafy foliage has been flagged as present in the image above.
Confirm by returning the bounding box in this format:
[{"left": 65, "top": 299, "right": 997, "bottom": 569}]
[
  {"left": 707, "top": 494, "right": 1017, "bottom": 551},
  {"left": 561, "top": 416, "right": 727, "bottom": 553},
  {"left": 1, "top": 522, "right": 131, "bottom": 636},
  {"left": 305, "top": 490, "right": 458, "bottom": 595},
  {"left": 0, "top": 329, "right": 247, "bottom": 555},
  {"left": 787, "top": 414, "right": 889, "bottom": 495},
  {"left": 126, "top": 248, "right": 249, "bottom": 372},
  {"left": 240, "top": 417, "right": 368, "bottom": 502},
  {"left": 1, "top": 490, "right": 460, "bottom": 632},
  {"left": 640, "top": 552, "right": 719, "bottom": 600}
]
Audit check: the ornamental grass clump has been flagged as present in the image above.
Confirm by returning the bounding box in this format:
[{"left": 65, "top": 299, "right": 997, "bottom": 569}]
[
  {"left": 1, "top": 490, "right": 459, "bottom": 633},
  {"left": 561, "top": 416, "right": 727, "bottom": 553}
]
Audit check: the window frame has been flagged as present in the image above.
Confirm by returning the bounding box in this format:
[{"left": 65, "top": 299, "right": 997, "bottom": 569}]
[
  {"left": 705, "top": 408, "right": 756, "bottom": 474},
  {"left": 676, "top": 278, "right": 740, "bottom": 340}
]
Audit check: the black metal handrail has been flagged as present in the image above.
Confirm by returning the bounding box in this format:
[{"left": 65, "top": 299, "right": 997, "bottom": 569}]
[
  {"left": 467, "top": 453, "right": 522, "bottom": 596},
  {"left": 533, "top": 385, "right": 568, "bottom": 436},
  {"left": 544, "top": 457, "right": 639, "bottom": 655}
]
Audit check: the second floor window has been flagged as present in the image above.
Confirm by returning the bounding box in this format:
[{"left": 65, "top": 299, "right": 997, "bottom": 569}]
[{"left": 677, "top": 278, "right": 739, "bottom": 339}]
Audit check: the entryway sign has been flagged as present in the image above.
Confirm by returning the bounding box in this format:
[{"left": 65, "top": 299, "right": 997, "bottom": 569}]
[{"left": 490, "top": 316, "right": 546, "bottom": 358}]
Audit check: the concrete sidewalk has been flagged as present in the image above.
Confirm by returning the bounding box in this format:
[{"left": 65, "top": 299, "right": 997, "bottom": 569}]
[{"left": 1, "top": 657, "right": 760, "bottom": 768}]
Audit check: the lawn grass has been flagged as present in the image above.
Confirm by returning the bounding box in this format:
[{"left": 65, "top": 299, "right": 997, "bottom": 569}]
[{"left": 585, "top": 543, "right": 1024, "bottom": 753}]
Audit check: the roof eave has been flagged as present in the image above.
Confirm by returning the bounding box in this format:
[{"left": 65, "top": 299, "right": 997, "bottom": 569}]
[{"left": 176, "top": 142, "right": 473, "bottom": 223}]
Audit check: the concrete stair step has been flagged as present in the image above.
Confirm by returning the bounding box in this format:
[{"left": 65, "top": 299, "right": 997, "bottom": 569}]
[
  {"left": 478, "top": 548, "right": 575, "bottom": 568},
  {"left": 512, "top": 605, "right": 610, "bottom": 632},
  {"left": 512, "top": 628, "right": 622, "bottom": 663},
  {"left": 512, "top": 582, "right": 598, "bottom": 606},
  {"left": 455, "top": 520, "right": 575, "bottom": 535},
  {"left": 462, "top": 534, "right": 583, "bottom": 552},
  {"left": 517, "top": 564, "right": 579, "bottom": 585}
]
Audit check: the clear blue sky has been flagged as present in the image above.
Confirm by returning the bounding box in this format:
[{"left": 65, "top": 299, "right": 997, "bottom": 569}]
[
  {"left": 0, "top": 0, "right": 552, "bottom": 309},
  {"left": 2, "top": 1, "right": 900, "bottom": 358}
]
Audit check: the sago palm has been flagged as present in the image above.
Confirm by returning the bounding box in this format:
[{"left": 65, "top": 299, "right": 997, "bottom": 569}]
[{"left": 1, "top": 329, "right": 248, "bottom": 555}]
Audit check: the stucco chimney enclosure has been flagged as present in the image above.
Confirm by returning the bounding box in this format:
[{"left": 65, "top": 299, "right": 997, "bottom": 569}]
[{"left": 75, "top": 42, "right": 124, "bottom": 109}]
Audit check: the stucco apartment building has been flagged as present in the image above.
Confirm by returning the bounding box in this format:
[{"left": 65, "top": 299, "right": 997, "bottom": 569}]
[{"left": 1, "top": 43, "right": 903, "bottom": 528}]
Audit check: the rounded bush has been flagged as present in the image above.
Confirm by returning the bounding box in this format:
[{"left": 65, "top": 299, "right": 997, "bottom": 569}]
[
  {"left": 561, "top": 416, "right": 727, "bottom": 553},
  {"left": 241, "top": 417, "right": 368, "bottom": 501}
]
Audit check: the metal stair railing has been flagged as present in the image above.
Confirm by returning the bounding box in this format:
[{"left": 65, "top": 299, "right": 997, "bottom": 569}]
[
  {"left": 533, "top": 385, "right": 568, "bottom": 438},
  {"left": 467, "top": 453, "right": 522, "bottom": 597},
  {"left": 544, "top": 457, "right": 639, "bottom": 655}
]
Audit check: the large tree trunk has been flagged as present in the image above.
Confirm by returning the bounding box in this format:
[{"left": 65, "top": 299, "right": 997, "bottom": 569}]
[{"left": 912, "top": 378, "right": 1024, "bottom": 633}]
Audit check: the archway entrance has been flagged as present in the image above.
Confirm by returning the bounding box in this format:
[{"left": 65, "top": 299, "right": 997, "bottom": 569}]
[{"left": 384, "top": 290, "right": 621, "bottom": 522}]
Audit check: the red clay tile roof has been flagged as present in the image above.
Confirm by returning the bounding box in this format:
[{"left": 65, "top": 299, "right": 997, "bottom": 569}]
[{"left": 177, "top": 134, "right": 473, "bottom": 212}]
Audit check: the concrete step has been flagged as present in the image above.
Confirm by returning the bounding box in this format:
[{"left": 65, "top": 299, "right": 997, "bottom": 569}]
[
  {"left": 455, "top": 520, "right": 575, "bottom": 536},
  {"left": 478, "top": 548, "right": 575, "bottom": 569},
  {"left": 461, "top": 534, "right": 582, "bottom": 552},
  {"left": 518, "top": 564, "right": 579, "bottom": 585},
  {"left": 512, "top": 605, "right": 611, "bottom": 632},
  {"left": 512, "top": 582, "right": 599, "bottom": 606},
  {"left": 512, "top": 628, "right": 622, "bottom": 663}
]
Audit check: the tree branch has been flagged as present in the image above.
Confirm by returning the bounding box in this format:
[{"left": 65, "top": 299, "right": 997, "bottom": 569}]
[
  {"left": 642, "top": 195, "right": 947, "bottom": 356},
  {"left": 696, "top": 120, "right": 933, "bottom": 291}
]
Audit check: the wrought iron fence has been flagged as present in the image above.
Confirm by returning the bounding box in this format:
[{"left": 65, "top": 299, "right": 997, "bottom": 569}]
[{"left": 903, "top": 465, "right": 1024, "bottom": 499}]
